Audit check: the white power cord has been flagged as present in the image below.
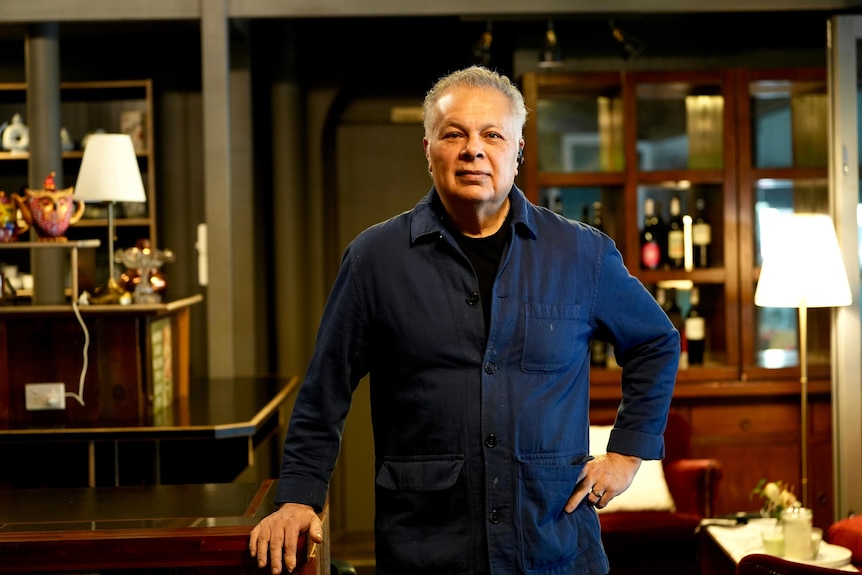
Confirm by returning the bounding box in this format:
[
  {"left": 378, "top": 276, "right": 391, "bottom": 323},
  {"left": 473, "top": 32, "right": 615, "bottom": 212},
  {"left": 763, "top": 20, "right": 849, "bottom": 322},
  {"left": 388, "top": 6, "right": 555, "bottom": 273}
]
[{"left": 68, "top": 298, "right": 88, "bottom": 407}]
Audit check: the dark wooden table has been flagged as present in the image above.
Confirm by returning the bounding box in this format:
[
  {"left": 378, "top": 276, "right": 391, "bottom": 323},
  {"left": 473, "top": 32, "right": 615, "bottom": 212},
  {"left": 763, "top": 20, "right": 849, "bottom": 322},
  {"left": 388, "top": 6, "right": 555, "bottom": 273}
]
[
  {"left": 0, "top": 375, "right": 299, "bottom": 487},
  {"left": 0, "top": 479, "right": 326, "bottom": 574}
]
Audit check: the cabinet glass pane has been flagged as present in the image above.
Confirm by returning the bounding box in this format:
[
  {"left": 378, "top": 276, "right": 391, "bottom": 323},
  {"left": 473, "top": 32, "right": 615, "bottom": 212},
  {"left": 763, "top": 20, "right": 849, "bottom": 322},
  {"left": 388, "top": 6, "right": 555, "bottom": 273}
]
[
  {"left": 539, "top": 186, "right": 622, "bottom": 241},
  {"left": 753, "top": 178, "right": 828, "bottom": 265},
  {"left": 647, "top": 281, "right": 725, "bottom": 367},
  {"left": 753, "top": 178, "right": 830, "bottom": 368},
  {"left": 750, "top": 80, "right": 827, "bottom": 169},
  {"left": 536, "top": 91, "right": 623, "bottom": 173},
  {"left": 636, "top": 82, "right": 724, "bottom": 170},
  {"left": 636, "top": 182, "right": 723, "bottom": 269}
]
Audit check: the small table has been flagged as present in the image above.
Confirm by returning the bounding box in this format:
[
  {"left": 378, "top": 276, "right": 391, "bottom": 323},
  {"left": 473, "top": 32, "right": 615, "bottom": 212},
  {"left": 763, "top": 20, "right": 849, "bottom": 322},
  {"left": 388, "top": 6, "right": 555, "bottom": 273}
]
[
  {"left": 0, "top": 375, "right": 299, "bottom": 487},
  {"left": 701, "top": 518, "right": 858, "bottom": 574},
  {"left": 0, "top": 480, "right": 327, "bottom": 574}
]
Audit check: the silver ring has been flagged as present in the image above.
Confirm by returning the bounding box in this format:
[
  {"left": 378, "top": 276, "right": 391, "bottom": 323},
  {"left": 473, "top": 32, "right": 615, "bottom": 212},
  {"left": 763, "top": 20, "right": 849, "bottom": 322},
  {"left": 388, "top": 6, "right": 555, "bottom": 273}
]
[{"left": 590, "top": 488, "right": 603, "bottom": 499}]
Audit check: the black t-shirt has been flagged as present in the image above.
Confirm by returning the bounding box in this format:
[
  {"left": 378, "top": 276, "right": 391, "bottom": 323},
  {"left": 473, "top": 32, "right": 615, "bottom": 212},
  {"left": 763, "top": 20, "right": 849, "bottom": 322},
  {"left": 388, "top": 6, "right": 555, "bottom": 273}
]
[{"left": 453, "top": 211, "right": 513, "bottom": 335}]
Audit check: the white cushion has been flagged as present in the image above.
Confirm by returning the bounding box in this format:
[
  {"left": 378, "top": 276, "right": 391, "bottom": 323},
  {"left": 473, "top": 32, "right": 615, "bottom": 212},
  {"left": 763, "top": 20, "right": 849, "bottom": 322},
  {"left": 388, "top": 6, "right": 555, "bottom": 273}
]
[{"left": 589, "top": 425, "right": 676, "bottom": 514}]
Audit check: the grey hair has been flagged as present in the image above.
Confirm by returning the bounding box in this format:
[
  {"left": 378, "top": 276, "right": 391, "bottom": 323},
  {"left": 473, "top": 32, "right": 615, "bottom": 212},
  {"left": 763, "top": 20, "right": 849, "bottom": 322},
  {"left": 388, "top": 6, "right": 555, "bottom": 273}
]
[{"left": 422, "top": 65, "right": 528, "bottom": 139}]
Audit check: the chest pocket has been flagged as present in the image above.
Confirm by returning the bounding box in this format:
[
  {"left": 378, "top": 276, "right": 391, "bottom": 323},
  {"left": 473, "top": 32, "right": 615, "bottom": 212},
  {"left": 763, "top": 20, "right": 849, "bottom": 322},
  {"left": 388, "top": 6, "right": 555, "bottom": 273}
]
[{"left": 522, "top": 303, "right": 586, "bottom": 373}]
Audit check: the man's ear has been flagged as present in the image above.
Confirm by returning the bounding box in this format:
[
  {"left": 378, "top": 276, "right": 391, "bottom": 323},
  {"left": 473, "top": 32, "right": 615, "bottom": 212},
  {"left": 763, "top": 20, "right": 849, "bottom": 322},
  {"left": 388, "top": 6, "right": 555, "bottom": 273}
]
[{"left": 423, "top": 139, "right": 433, "bottom": 172}]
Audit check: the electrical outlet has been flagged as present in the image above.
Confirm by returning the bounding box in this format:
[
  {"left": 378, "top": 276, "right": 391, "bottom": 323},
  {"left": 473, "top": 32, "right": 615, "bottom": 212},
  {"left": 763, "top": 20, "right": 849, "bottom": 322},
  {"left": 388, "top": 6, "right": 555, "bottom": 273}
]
[{"left": 24, "top": 383, "right": 66, "bottom": 410}]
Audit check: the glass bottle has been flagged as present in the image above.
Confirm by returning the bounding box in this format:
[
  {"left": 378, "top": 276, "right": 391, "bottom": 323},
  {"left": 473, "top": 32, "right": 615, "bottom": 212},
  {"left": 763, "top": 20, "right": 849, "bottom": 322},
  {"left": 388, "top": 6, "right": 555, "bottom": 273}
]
[
  {"left": 591, "top": 201, "right": 604, "bottom": 230},
  {"left": 685, "top": 286, "right": 706, "bottom": 365},
  {"left": 655, "top": 286, "right": 668, "bottom": 311},
  {"left": 664, "top": 288, "right": 684, "bottom": 338},
  {"left": 781, "top": 506, "right": 813, "bottom": 560},
  {"left": 667, "top": 195, "right": 685, "bottom": 269},
  {"left": 553, "top": 198, "right": 564, "bottom": 216},
  {"left": 640, "top": 197, "right": 663, "bottom": 270},
  {"left": 692, "top": 197, "right": 712, "bottom": 268}
]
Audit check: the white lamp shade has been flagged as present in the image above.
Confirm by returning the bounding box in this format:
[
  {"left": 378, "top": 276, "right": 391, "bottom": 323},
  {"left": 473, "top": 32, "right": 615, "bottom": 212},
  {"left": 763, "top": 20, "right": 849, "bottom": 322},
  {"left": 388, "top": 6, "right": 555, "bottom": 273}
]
[
  {"left": 755, "top": 213, "right": 852, "bottom": 308},
  {"left": 74, "top": 133, "right": 146, "bottom": 203}
]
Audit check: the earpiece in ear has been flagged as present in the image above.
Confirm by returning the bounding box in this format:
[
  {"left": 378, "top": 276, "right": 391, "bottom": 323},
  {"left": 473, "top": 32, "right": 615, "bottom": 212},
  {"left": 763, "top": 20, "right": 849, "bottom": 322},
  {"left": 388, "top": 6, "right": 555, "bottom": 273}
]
[{"left": 517, "top": 148, "right": 524, "bottom": 165}]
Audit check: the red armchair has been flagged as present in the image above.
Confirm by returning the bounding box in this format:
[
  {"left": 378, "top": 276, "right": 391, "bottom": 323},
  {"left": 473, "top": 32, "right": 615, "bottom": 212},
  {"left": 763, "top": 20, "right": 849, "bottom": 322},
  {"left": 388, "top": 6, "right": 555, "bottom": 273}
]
[
  {"left": 595, "top": 412, "right": 723, "bottom": 575},
  {"left": 736, "top": 553, "right": 851, "bottom": 574},
  {"left": 826, "top": 515, "right": 862, "bottom": 569}
]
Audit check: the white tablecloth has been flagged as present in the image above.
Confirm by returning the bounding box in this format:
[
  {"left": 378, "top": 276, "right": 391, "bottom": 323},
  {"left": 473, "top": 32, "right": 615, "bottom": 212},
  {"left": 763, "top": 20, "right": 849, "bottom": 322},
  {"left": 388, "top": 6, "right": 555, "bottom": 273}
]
[{"left": 703, "top": 518, "right": 858, "bottom": 571}]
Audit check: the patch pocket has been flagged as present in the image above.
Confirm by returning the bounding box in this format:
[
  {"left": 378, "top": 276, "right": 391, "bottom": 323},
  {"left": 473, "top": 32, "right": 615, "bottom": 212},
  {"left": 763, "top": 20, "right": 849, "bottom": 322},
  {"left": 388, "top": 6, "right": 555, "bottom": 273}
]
[
  {"left": 516, "top": 454, "right": 593, "bottom": 572},
  {"left": 522, "top": 302, "right": 584, "bottom": 372},
  {"left": 375, "top": 456, "right": 470, "bottom": 573}
]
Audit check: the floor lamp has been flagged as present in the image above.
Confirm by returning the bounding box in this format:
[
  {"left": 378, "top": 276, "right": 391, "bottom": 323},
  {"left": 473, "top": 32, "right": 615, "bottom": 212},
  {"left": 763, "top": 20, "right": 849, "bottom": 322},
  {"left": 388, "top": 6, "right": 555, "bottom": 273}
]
[
  {"left": 73, "top": 133, "right": 147, "bottom": 297},
  {"left": 754, "top": 213, "right": 852, "bottom": 508}
]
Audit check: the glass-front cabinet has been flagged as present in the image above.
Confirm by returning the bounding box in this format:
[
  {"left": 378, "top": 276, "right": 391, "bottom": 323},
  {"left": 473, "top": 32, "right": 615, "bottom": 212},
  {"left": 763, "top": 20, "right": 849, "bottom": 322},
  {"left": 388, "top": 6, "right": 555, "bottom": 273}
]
[
  {"left": 522, "top": 68, "right": 834, "bottom": 383},
  {"left": 522, "top": 70, "right": 737, "bottom": 381},
  {"left": 522, "top": 67, "right": 840, "bottom": 520}
]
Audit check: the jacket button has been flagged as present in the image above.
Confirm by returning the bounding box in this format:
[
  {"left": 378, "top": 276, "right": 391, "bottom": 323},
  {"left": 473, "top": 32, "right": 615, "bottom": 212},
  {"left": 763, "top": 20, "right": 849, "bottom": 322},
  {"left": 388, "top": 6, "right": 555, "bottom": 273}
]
[
  {"left": 484, "top": 362, "right": 496, "bottom": 374},
  {"left": 466, "top": 292, "right": 479, "bottom": 306},
  {"left": 484, "top": 434, "right": 497, "bottom": 448},
  {"left": 489, "top": 510, "right": 501, "bottom": 524}
]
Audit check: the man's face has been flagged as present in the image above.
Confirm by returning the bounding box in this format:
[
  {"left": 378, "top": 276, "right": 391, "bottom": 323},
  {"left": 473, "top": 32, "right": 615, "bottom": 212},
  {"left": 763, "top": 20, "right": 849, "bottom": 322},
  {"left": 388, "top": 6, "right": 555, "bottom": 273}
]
[{"left": 423, "top": 85, "right": 522, "bottom": 211}]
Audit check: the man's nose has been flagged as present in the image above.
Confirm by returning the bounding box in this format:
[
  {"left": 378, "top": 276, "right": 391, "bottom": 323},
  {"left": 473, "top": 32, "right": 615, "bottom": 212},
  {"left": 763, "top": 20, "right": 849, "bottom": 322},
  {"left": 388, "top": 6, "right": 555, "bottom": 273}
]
[{"left": 461, "top": 137, "right": 485, "bottom": 159}]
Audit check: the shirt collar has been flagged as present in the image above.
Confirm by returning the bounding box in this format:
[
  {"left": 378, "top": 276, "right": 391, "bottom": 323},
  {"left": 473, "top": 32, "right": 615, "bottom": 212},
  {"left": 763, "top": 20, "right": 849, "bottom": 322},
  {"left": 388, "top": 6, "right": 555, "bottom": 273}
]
[{"left": 410, "top": 185, "right": 538, "bottom": 245}]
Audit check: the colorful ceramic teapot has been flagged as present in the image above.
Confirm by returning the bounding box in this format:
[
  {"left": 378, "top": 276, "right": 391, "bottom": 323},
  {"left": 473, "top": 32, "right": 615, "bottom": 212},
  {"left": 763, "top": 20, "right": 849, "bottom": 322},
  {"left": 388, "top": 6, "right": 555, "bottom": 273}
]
[
  {"left": 14, "top": 172, "right": 85, "bottom": 241},
  {"left": 0, "top": 191, "right": 20, "bottom": 242}
]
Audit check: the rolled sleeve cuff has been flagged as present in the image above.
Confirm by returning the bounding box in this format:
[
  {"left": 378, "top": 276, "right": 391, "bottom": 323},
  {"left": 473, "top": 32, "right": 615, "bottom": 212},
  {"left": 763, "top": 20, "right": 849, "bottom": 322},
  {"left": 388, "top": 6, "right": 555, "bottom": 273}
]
[{"left": 606, "top": 427, "right": 665, "bottom": 460}]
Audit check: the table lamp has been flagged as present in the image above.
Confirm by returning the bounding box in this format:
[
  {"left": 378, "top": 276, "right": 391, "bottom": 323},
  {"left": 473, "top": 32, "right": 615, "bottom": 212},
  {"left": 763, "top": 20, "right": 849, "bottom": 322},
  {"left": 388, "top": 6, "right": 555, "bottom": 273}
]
[
  {"left": 754, "top": 212, "right": 852, "bottom": 508},
  {"left": 73, "top": 133, "right": 146, "bottom": 296}
]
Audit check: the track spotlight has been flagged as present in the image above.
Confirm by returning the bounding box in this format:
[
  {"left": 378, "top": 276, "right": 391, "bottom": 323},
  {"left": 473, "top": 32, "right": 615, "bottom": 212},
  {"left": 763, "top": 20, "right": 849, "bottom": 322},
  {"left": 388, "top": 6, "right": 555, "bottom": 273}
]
[
  {"left": 472, "top": 21, "right": 493, "bottom": 67},
  {"left": 539, "top": 19, "right": 564, "bottom": 68},
  {"left": 609, "top": 20, "right": 644, "bottom": 60}
]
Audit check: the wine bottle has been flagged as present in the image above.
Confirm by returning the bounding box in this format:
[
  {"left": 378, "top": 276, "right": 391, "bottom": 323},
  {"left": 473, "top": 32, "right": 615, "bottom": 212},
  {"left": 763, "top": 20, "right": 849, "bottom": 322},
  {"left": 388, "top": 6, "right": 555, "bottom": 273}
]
[
  {"left": 685, "top": 286, "right": 706, "bottom": 365},
  {"left": 640, "top": 198, "right": 663, "bottom": 270},
  {"left": 590, "top": 335, "right": 608, "bottom": 367},
  {"left": 667, "top": 196, "right": 685, "bottom": 269},
  {"left": 664, "top": 288, "right": 684, "bottom": 338},
  {"left": 591, "top": 201, "right": 604, "bottom": 232},
  {"left": 655, "top": 286, "right": 668, "bottom": 310},
  {"left": 692, "top": 197, "right": 712, "bottom": 268},
  {"left": 552, "top": 195, "right": 564, "bottom": 216}
]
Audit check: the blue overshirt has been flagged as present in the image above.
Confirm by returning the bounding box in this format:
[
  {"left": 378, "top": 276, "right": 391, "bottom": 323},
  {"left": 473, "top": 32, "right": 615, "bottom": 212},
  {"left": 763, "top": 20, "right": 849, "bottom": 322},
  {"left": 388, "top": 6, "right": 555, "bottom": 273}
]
[{"left": 277, "top": 185, "right": 680, "bottom": 575}]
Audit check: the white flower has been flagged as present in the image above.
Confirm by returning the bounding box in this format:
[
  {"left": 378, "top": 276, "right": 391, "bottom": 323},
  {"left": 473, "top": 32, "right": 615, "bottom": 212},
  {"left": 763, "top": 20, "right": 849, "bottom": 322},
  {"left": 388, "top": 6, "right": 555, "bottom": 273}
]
[
  {"left": 779, "top": 489, "right": 798, "bottom": 508},
  {"left": 763, "top": 482, "right": 781, "bottom": 503}
]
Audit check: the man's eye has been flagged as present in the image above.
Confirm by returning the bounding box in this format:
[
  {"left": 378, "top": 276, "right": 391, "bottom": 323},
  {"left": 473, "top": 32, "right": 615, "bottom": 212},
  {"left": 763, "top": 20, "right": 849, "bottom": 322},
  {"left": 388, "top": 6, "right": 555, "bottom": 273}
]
[{"left": 444, "top": 132, "right": 463, "bottom": 140}]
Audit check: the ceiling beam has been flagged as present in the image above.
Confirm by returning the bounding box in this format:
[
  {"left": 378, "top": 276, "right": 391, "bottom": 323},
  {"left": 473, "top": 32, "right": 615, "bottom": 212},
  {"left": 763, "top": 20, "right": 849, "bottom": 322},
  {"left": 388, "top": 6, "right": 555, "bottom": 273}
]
[{"left": 2, "top": 0, "right": 862, "bottom": 23}]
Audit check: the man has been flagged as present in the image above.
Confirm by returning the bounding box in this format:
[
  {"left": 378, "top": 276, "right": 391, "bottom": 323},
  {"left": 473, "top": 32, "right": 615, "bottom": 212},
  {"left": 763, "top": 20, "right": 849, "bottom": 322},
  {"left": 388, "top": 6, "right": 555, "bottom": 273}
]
[{"left": 250, "top": 65, "right": 679, "bottom": 575}]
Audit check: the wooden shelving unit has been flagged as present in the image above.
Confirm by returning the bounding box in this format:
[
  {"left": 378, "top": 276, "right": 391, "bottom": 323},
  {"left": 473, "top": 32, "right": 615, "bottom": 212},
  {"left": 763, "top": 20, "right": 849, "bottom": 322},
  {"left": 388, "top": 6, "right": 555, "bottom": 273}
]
[
  {"left": 0, "top": 79, "right": 156, "bottom": 289},
  {"left": 521, "top": 67, "right": 835, "bottom": 525}
]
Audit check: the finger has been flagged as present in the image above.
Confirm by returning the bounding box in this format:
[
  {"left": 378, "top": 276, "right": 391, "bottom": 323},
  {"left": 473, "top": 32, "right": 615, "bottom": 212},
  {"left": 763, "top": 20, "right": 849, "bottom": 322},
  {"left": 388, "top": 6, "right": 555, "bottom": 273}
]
[
  {"left": 281, "top": 529, "right": 299, "bottom": 574},
  {"left": 308, "top": 516, "right": 325, "bottom": 543},
  {"left": 249, "top": 525, "right": 260, "bottom": 557},
  {"left": 569, "top": 475, "right": 596, "bottom": 508},
  {"left": 252, "top": 523, "right": 275, "bottom": 568},
  {"left": 564, "top": 492, "right": 585, "bottom": 513},
  {"left": 267, "top": 528, "right": 286, "bottom": 574}
]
